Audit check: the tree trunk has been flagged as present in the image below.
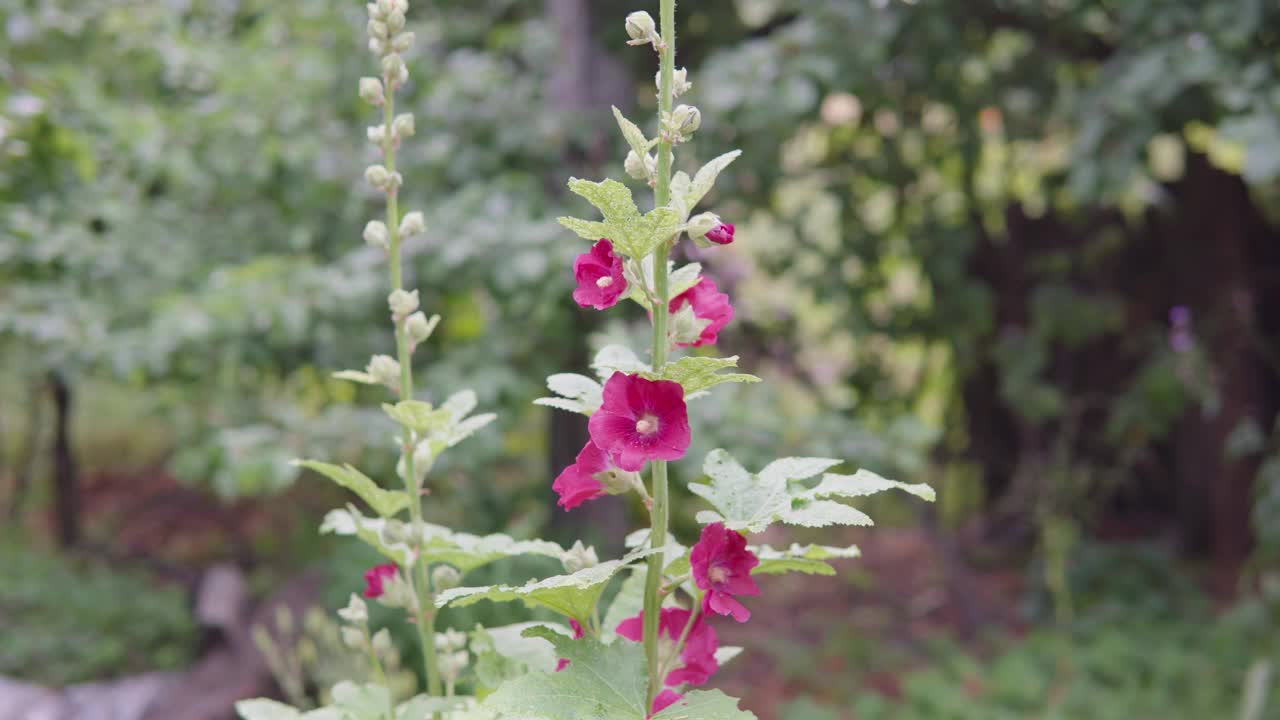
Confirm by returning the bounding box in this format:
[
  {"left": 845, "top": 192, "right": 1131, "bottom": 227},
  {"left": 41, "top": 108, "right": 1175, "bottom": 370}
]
[
  {"left": 49, "top": 370, "right": 80, "bottom": 548},
  {"left": 9, "top": 382, "right": 45, "bottom": 522}
]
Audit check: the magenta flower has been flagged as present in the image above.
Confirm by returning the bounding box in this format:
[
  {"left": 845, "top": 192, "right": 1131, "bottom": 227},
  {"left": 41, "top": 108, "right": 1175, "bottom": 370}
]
[
  {"left": 705, "top": 223, "right": 735, "bottom": 245},
  {"left": 690, "top": 522, "right": 760, "bottom": 623},
  {"left": 617, "top": 608, "right": 719, "bottom": 687},
  {"left": 669, "top": 277, "right": 733, "bottom": 348},
  {"left": 363, "top": 563, "right": 398, "bottom": 599},
  {"left": 587, "top": 373, "right": 691, "bottom": 472},
  {"left": 573, "top": 239, "right": 627, "bottom": 310},
  {"left": 651, "top": 690, "right": 684, "bottom": 717},
  {"left": 552, "top": 441, "right": 611, "bottom": 510}
]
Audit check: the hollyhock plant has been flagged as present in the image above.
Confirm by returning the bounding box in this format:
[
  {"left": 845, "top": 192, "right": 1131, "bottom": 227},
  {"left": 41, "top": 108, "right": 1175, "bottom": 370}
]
[
  {"left": 705, "top": 223, "right": 735, "bottom": 245},
  {"left": 363, "top": 563, "right": 398, "bottom": 599},
  {"left": 691, "top": 522, "right": 761, "bottom": 622},
  {"left": 587, "top": 373, "right": 690, "bottom": 471},
  {"left": 617, "top": 607, "right": 720, "bottom": 687},
  {"left": 670, "top": 277, "right": 734, "bottom": 348},
  {"left": 573, "top": 239, "right": 627, "bottom": 309},
  {"left": 652, "top": 690, "right": 684, "bottom": 716},
  {"left": 552, "top": 441, "right": 611, "bottom": 509}
]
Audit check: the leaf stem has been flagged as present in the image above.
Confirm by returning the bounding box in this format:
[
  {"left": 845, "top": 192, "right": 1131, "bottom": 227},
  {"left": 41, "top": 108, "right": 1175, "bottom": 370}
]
[
  {"left": 382, "top": 72, "right": 443, "bottom": 706},
  {"left": 643, "top": 0, "right": 678, "bottom": 710}
]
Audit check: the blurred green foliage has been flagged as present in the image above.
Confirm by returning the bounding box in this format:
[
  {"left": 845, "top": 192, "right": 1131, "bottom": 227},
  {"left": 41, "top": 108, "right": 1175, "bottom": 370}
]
[{"left": 0, "top": 538, "right": 196, "bottom": 685}]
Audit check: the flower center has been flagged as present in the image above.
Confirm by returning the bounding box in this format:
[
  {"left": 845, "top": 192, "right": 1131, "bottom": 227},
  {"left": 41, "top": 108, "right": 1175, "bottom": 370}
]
[
  {"left": 708, "top": 565, "right": 730, "bottom": 584},
  {"left": 596, "top": 276, "right": 614, "bottom": 288},
  {"left": 634, "top": 414, "right": 659, "bottom": 435}
]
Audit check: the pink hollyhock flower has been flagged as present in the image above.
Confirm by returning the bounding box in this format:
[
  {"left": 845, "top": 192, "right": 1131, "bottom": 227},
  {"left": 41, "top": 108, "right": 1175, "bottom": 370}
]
[
  {"left": 552, "top": 614, "right": 586, "bottom": 671},
  {"left": 669, "top": 277, "right": 733, "bottom": 348},
  {"left": 705, "top": 223, "right": 735, "bottom": 245},
  {"left": 363, "top": 563, "right": 398, "bottom": 599},
  {"left": 587, "top": 373, "right": 690, "bottom": 472},
  {"left": 552, "top": 441, "right": 611, "bottom": 510},
  {"left": 616, "top": 608, "right": 719, "bottom": 687},
  {"left": 690, "top": 522, "right": 760, "bottom": 622},
  {"left": 651, "top": 690, "right": 684, "bottom": 716},
  {"left": 573, "top": 239, "right": 627, "bottom": 310}
]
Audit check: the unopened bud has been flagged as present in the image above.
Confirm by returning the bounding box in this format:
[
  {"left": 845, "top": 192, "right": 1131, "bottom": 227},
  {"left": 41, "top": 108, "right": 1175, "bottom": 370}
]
[
  {"left": 367, "top": 125, "right": 386, "bottom": 145},
  {"left": 705, "top": 222, "right": 735, "bottom": 246},
  {"left": 337, "top": 594, "right": 368, "bottom": 623},
  {"left": 431, "top": 564, "right": 462, "bottom": 591},
  {"left": 365, "top": 164, "right": 391, "bottom": 189},
  {"left": 341, "top": 626, "right": 366, "bottom": 650},
  {"left": 624, "top": 150, "right": 655, "bottom": 181},
  {"left": 367, "top": 354, "right": 401, "bottom": 387},
  {"left": 388, "top": 288, "right": 420, "bottom": 317},
  {"left": 371, "top": 628, "right": 393, "bottom": 655},
  {"left": 672, "top": 104, "right": 701, "bottom": 136},
  {"left": 367, "top": 19, "right": 388, "bottom": 40},
  {"left": 359, "top": 77, "right": 385, "bottom": 106},
  {"left": 391, "top": 31, "right": 415, "bottom": 53},
  {"left": 363, "top": 221, "right": 389, "bottom": 249},
  {"left": 435, "top": 628, "right": 468, "bottom": 652},
  {"left": 382, "top": 53, "right": 405, "bottom": 82},
  {"left": 399, "top": 210, "right": 425, "bottom": 237},
  {"left": 686, "top": 212, "right": 721, "bottom": 242},
  {"left": 386, "top": 10, "right": 405, "bottom": 33},
  {"left": 658, "top": 67, "right": 692, "bottom": 98},
  {"left": 376, "top": 0, "right": 394, "bottom": 18},
  {"left": 392, "top": 112, "right": 415, "bottom": 139},
  {"left": 562, "top": 540, "right": 599, "bottom": 573},
  {"left": 625, "top": 11, "right": 658, "bottom": 46},
  {"left": 405, "top": 312, "right": 439, "bottom": 345},
  {"left": 368, "top": 36, "right": 387, "bottom": 56}
]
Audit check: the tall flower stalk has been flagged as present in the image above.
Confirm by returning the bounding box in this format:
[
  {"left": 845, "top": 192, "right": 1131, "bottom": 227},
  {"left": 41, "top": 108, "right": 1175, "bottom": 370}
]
[{"left": 641, "top": 0, "right": 678, "bottom": 707}]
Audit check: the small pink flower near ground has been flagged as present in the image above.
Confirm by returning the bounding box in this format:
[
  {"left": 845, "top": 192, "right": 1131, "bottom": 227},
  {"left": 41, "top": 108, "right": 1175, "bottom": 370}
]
[
  {"left": 669, "top": 277, "right": 733, "bottom": 348},
  {"left": 587, "top": 373, "right": 690, "bottom": 472},
  {"left": 651, "top": 689, "right": 684, "bottom": 716},
  {"left": 616, "top": 607, "right": 719, "bottom": 687},
  {"left": 573, "top": 239, "right": 627, "bottom": 310},
  {"left": 690, "top": 522, "right": 760, "bottom": 622},
  {"left": 705, "top": 223, "right": 735, "bottom": 245},
  {"left": 552, "top": 441, "right": 611, "bottom": 510},
  {"left": 363, "top": 563, "right": 398, "bottom": 599}
]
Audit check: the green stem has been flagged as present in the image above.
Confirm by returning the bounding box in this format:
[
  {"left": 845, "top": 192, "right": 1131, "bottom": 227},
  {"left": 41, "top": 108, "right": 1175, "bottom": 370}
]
[
  {"left": 643, "top": 0, "right": 677, "bottom": 710},
  {"left": 382, "top": 76, "right": 443, "bottom": 705}
]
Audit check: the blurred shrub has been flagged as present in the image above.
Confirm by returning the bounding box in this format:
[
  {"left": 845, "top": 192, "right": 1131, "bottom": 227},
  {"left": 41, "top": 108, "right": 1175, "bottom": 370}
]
[{"left": 0, "top": 539, "right": 195, "bottom": 685}]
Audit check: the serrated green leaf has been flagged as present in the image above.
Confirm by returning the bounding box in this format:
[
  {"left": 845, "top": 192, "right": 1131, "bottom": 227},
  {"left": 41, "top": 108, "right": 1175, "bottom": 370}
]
[
  {"left": 559, "top": 178, "right": 683, "bottom": 258},
  {"left": 322, "top": 507, "right": 566, "bottom": 573},
  {"left": 612, "top": 106, "right": 652, "bottom": 164},
  {"left": 751, "top": 543, "right": 862, "bottom": 576},
  {"left": 331, "top": 681, "right": 392, "bottom": 720},
  {"left": 235, "top": 700, "right": 346, "bottom": 720},
  {"left": 686, "top": 150, "right": 742, "bottom": 211},
  {"left": 382, "top": 400, "right": 452, "bottom": 433},
  {"left": 395, "top": 694, "right": 478, "bottom": 719},
  {"left": 446, "top": 412, "right": 496, "bottom": 447},
  {"left": 437, "top": 547, "right": 655, "bottom": 623},
  {"left": 593, "top": 344, "right": 651, "bottom": 378},
  {"left": 652, "top": 690, "right": 756, "bottom": 719},
  {"left": 483, "top": 630, "right": 649, "bottom": 719},
  {"left": 689, "top": 450, "right": 933, "bottom": 534},
  {"left": 646, "top": 355, "right": 760, "bottom": 395},
  {"left": 442, "top": 389, "right": 478, "bottom": 420},
  {"left": 670, "top": 171, "right": 693, "bottom": 219},
  {"left": 294, "top": 460, "right": 410, "bottom": 518}
]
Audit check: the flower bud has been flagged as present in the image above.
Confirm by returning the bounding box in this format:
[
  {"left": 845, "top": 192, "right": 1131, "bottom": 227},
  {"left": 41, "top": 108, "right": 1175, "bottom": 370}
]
[
  {"left": 367, "top": 19, "right": 388, "bottom": 40},
  {"left": 391, "top": 31, "right": 415, "bottom": 53},
  {"left": 363, "top": 220, "right": 389, "bottom": 249},
  {"left": 625, "top": 11, "right": 658, "bottom": 46},
  {"left": 386, "top": 10, "right": 406, "bottom": 33},
  {"left": 431, "top": 564, "right": 462, "bottom": 591},
  {"left": 706, "top": 222, "right": 735, "bottom": 246},
  {"left": 367, "top": 125, "right": 386, "bottom": 145},
  {"left": 382, "top": 53, "right": 405, "bottom": 82},
  {"left": 672, "top": 104, "right": 701, "bottom": 136},
  {"left": 392, "top": 112, "right": 415, "bottom": 139},
  {"left": 624, "top": 150, "right": 655, "bottom": 181},
  {"left": 405, "top": 311, "right": 439, "bottom": 345},
  {"left": 359, "top": 76, "right": 385, "bottom": 106},
  {"left": 337, "top": 593, "right": 368, "bottom": 623},
  {"left": 364, "top": 164, "right": 391, "bottom": 189},
  {"left": 376, "top": 0, "right": 394, "bottom": 18},
  {"left": 435, "top": 628, "right": 468, "bottom": 652},
  {"left": 367, "top": 354, "right": 401, "bottom": 387},
  {"left": 371, "top": 628, "right": 393, "bottom": 655},
  {"left": 399, "top": 210, "right": 425, "bottom": 237},
  {"left": 341, "top": 626, "right": 366, "bottom": 650},
  {"left": 388, "top": 288, "right": 420, "bottom": 317},
  {"left": 368, "top": 36, "right": 387, "bottom": 56},
  {"left": 657, "top": 67, "right": 692, "bottom": 98},
  {"left": 562, "top": 540, "right": 599, "bottom": 574},
  {"left": 686, "top": 212, "right": 721, "bottom": 242}
]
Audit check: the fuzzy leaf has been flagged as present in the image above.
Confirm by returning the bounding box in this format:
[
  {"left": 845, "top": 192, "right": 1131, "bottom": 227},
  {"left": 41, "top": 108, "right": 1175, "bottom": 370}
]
[
  {"left": 332, "top": 370, "right": 378, "bottom": 385},
  {"left": 612, "top": 106, "right": 653, "bottom": 164},
  {"left": 446, "top": 413, "right": 497, "bottom": 447},
  {"left": 669, "top": 171, "right": 693, "bottom": 219},
  {"left": 437, "top": 547, "right": 655, "bottom": 623},
  {"left": 382, "top": 400, "right": 452, "bottom": 433},
  {"left": 686, "top": 150, "right": 742, "bottom": 211},
  {"left": 394, "top": 695, "right": 479, "bottom": 719},
  {"left": 322, "top": 507, "right": 565, "bottom": 573},
  {"left": 668, "top": 262, "right": 703, "bottom": 299},
  {"left": 648, "top": 356, "right": 760, "bottom": 395},
  {"left": 235, "top": 700, "right": 343, "bottom": 720},
  {"left": 689, "top": 450, "right": 933, "bottom": 533},
  {"left": 442, "top": 389, "right": 478, "bottom": 420},
  {"left": 331, "top": 682, "right": 392, "bottom": 720},
  {"left": 559, "top": 178, "right": 682, "bottom": 259},
  {"left": 294, "top": 461, "right": 410, "bottom": 518},
  {"left": 593, "top": 344, "right": 651, "bottom": 378},
  {"left": 653, "top": 690, "right": 756, "bottom": 719},
  {"left": 534, "top": 373, "right": 603, "bottom": 416},
  {"left": 483, "top": 629, "right": 648, "bottom": 719},
  {"left": 751, "top": 543, "right": 862, "bottom": 576}
]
